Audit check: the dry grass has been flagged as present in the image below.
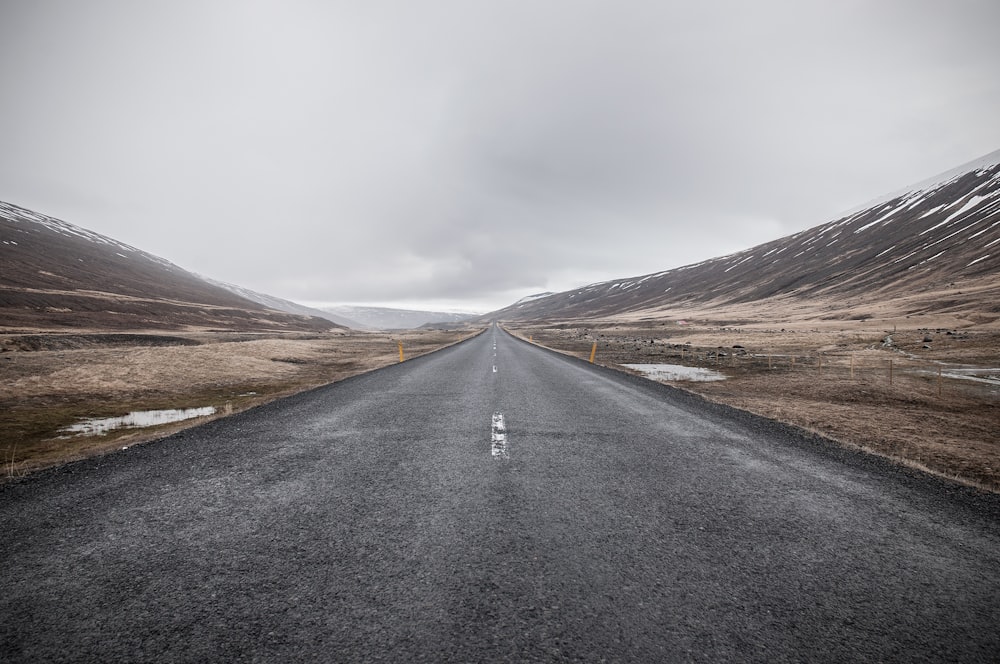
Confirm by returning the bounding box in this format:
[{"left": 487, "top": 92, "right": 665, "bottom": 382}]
[
  {"left": 508, "top": 320, "right": 1000, "bottom": 492},
  {"left": 0, "top": 328, "right": 480, "bottom": 477}
]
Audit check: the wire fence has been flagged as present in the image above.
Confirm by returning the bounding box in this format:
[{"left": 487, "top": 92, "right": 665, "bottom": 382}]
[
  {"left": 633, "top": 344, "right": 1000, "bottom": 397},
  {"left": 521, "top": 332, "right": 999, "bottom": 397}
]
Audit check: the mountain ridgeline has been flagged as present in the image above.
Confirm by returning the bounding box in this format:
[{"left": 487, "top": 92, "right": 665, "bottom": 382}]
[
  {"left": 317, "top": 305, "right": 477, "bottom": 331},
  {"left": 3, "top": 149, "right": 998, "bottom": 332},
  {"left": 491, "top": 150, "right": 1000, "bottom": 323},
  {"left": 0, "top": 201, "right": 341, "bottom": 332}
]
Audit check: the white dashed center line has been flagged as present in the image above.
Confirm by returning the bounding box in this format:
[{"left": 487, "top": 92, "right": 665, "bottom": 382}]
[{"left": 491, "top": 411, "right": 508, "bottom": 459}]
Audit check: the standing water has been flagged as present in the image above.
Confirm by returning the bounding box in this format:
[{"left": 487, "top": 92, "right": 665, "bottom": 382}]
[
  {"left": 622, "top": 363, "right": 727, "bottom": 382},
  {"left": 61, "top": 407, "right": 217, "bottom": 436}
]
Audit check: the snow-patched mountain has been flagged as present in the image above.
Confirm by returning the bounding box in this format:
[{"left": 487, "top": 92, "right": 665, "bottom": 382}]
[
  {"left": 0, "top": 201, "right": 341, "bottom": 332},
  {"left": 200, "top": 277, "right": 365, "bottom": 329},
  {"left": 320, "top": 305, "right": 478, "bottom": 330},
  {"left": 490, "top": 149, "right": 1000, "bottom": 323}
]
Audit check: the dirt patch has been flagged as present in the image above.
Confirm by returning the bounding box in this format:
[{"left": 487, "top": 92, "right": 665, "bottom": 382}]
[
  {"left": 508, "top": 320, "right": 1000, "bottom": 492},
  {"left": 1, "top": 328, "right": 481, "bottom": 478},
  {"left": 2, "top": 333, "right": 202, "bottom": 352}
]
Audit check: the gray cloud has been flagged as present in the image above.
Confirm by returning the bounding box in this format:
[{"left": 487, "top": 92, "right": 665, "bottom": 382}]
[{"left": 2, "top": 0, "right": 999, "bottom": 311}]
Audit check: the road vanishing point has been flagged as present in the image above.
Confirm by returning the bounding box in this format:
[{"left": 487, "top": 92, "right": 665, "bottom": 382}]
[{"left": 3, "top": 325, "right": 999, "bottom": 662}]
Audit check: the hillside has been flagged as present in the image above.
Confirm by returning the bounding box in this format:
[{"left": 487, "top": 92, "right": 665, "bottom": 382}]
[
  {"left": 0, "top": 201, "right": 341, "bottom": 332},
  {"left": 491, "top": 150, "right": 1000, "bottom": 326},
  {"left": 199, "top": 276, "right": 365, "bottom": 329}
]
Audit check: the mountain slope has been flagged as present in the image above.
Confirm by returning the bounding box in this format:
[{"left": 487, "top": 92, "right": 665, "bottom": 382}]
[
  {"left": 0, "top": 201, "right": 341, "bottom": 332},
  {"left": 200, "top": 277, "right": 365, "bottom": 329},
  {"left": 491, "top": 149, "right": 1000, "bottom": 324}
]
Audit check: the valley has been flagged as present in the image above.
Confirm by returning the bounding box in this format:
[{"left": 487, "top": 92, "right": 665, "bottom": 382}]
[{"left": 3, "top": 150, "right": 998, "bottom": 491}]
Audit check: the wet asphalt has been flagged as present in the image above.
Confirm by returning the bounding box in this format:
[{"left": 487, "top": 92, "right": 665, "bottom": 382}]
[{"left": 2, "top": 325, "right": 999, "bottom": 662}]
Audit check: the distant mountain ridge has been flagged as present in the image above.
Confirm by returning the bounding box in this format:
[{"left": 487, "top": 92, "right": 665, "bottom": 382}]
[
  {"left": 490, "top": 149, "right": 1000, "bottom": 324},
  {"left": 320, "top": 305, "right": 478, "bottom": 330},
  {"left": 200, "top": 277, "right": 365, "bottom": 329},
  {"left": 199, "top": 280, "right": 473, "bottom": 331},
  {"left": 0, "top": 201, "right": 341, "bottom": 332}
]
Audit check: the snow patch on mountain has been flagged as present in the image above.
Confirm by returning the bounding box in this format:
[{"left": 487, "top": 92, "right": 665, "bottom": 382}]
[{"left": 515, "top": 292, "right": 554, "bottom": 305}]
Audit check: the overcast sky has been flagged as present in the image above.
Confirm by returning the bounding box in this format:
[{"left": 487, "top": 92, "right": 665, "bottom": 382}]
[{"left": 3, "top": 1, "right": 999, "bottom": 312}]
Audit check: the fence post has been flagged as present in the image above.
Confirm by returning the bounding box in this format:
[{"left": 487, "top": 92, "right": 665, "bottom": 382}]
[{"left": 889, "top": 359, "right": 893, "bottom": 385}]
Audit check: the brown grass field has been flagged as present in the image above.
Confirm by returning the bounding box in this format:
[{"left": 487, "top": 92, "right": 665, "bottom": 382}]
[
  {"left": 505, "top": 318, "right": 1000, "bottom": 492},
  {"left": 1, "top": 328, "right": 480, "bottom": 478}
]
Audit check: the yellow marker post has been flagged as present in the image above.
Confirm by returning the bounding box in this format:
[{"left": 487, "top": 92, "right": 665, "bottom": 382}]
[
  {"left": 589, "top": 342, "right": 597, "bottom": 363},
  {"left": 398, "top": 342, "right": 404, "bottom": 362}
]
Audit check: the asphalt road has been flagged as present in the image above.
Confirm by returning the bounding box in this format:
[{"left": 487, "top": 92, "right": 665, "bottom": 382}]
[{"left": 3, "top": 325, "right": 999, "bottom": 662}]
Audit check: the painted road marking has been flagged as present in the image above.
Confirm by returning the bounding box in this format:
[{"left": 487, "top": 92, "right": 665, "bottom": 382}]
[{"left": 491, "top": 411, "right": 508, "bottom": 459}]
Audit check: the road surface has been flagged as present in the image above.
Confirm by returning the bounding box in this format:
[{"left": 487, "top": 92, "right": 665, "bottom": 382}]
[{"left": 2, "top": 325, "right": 999, "bottom": 662}]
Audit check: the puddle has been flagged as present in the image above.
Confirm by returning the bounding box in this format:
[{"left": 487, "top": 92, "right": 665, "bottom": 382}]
[
  {"left": 61, "top": 407, "right": 217, "bottom": 437},
  {"left": 623, "top": 363, "right": 727, "bottom": 382}
]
